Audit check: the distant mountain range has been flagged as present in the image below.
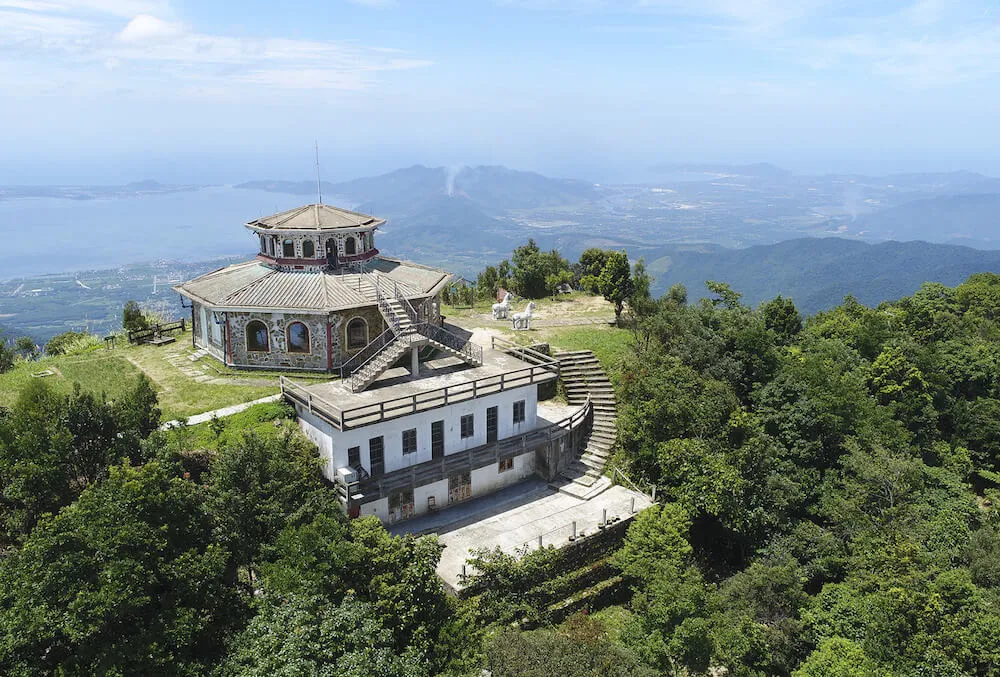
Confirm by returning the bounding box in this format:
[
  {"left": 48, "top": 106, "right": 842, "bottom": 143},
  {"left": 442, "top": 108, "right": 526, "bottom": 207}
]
[
  {"left": 236, "top": 164, "right": 599, "bottom": 220},
  {"left": 647, "top": 238, "right": 1000, "bottom": 314},
  {"left": 854, "top": 193, "right": 1000, "bottom": 244}
]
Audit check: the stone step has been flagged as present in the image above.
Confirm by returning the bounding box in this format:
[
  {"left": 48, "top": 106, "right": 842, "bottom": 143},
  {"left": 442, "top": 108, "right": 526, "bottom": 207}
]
[
  {"left": 559, "top": 364, "right": 607, "bottom": 378},
  {"left": 558, "top": 363, "right": 601, "bottom": 371},
  {"left": 577, "top": 455, "right": 605, "bottom": 471}
]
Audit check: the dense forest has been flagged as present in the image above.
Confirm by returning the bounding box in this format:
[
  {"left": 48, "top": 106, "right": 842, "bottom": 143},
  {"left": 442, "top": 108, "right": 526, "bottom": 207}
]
[{"left": 3, "top": 264, "right": 1000, "bottom": 675}]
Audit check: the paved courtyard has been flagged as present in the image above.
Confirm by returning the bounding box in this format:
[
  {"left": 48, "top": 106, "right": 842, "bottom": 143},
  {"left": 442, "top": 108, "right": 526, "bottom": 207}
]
[{"left": 389, "top": 478, "right": 654, "bottom": 589}]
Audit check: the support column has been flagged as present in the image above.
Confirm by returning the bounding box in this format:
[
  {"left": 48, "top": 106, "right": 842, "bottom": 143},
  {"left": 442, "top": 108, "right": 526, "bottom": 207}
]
[{"left": 410, "top": 345, "right": 419, "bottom": 375}]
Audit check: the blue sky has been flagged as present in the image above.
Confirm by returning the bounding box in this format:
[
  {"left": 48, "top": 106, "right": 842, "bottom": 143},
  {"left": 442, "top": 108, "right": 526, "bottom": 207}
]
[{"left": 2, "top": 0, "right": 999, "bottom": 183}]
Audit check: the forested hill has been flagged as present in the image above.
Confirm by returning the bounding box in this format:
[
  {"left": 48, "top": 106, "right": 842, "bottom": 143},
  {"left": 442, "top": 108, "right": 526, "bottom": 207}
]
[{"left": 647, "top": 238, "right": 1000, "bottom": 313}]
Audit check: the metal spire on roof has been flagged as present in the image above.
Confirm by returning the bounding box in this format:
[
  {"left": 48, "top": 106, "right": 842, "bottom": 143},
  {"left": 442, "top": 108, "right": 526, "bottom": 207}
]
[{"left": 314, "top": 141, "right": 322, "bottom": 205}]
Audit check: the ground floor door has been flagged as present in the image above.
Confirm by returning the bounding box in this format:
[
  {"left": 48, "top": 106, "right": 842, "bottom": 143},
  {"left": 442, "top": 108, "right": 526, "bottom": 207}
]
[
  {"left": 388, "top": 488, "right": 414, "bottom": 523},
  {"left": 448, "top": 471, "right": 472, "bottom": 504}
]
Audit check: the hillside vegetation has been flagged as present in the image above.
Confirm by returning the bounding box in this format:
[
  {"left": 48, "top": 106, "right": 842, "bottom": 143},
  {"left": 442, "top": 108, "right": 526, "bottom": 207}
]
[
  {"left": 4, "top": 271, "right": 1000, "bottom": 674},
  {"left": 649, "top": 237, "right": 1000, "bottom": 313}
]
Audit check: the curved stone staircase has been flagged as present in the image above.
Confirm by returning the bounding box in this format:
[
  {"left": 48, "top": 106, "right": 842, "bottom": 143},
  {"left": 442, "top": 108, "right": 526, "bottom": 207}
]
[{"left": 554, "top": 349, "right": 617, "bottom": 498}]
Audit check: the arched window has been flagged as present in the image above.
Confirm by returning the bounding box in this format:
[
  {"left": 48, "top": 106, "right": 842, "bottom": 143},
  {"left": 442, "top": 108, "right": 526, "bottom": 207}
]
[
  {"left": 246, "top": 320, "right": 270, "bottom": 352},
  {"left": 287, "top": 322, "right": 310, "bottom": 353},
  {"left": 345, "top": 236, "right": 356, "bottom": 255},
  {"left": 302, "top": 239, "right": 315, "bottom": 258},
  {"left": 283, "top": 239, "right": 295, "bottom": 258},
  {"left": 346, "top": 317, "right": 368, "bottom": 349},
  {"left": 259, "top": 234, "right": 266, "bottom": 253}
]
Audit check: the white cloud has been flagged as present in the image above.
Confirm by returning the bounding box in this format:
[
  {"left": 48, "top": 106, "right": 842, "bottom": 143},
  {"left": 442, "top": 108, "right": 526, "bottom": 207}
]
[
  {"left": 0, "top": 0, "right": 433, "bottom": 96},
  {"left": 117, "top": 13, "right": 185, "bottom": 43}
]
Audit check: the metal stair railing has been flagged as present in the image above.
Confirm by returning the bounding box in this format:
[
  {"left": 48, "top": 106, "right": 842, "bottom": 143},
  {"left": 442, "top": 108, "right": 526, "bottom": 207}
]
[
  {"left": 372, "top": 275, "right": 402, "bottom": 334},
  {"left": 414, "top": 321, "right": 483, "bottom": 365},
  {"left": 390, "top": 278, "right": 421, "bottom": 325},
  {"left": 347, "top": 337, "right": 411, "bottom": 392},
  {"left": 339, "top": 326, "right": 398, "bottom": 380}
]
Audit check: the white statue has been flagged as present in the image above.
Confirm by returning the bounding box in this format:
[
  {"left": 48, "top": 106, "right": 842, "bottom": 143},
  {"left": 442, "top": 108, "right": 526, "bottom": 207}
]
[
  {"left": 511, "top": 301, "right": 535, "bottom": 330},
  {"left": 492, "top": 291, "right": 512, "bottom": 320}
]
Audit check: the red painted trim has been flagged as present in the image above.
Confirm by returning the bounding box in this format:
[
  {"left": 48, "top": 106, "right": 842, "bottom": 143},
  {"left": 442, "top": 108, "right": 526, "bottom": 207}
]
[
  {"left": 340, "top": 249, "right": 379, "bottom": 263},
  {"left": 326, "top": 320, "right": 333, "bottom": 371},
  {"left": 224, "top": 314, "right": 231, "bottom": 366},
  {"left": 255, "top": 250, "right": 379, "bottom": 267}
]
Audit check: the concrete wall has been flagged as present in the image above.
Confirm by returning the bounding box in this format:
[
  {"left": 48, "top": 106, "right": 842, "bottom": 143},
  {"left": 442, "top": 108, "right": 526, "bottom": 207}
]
[
  {"left": 357, "top": 452, "right": 535, "bottom": 524},
  {"left": 414, "top": 478, "right": 449, "bottom": 520},
  {"left": 309, "top": 383, "right": 538, "bottom": 478},
  {"left": 471, "top": 450, "right": 535, "bottom": 494}
]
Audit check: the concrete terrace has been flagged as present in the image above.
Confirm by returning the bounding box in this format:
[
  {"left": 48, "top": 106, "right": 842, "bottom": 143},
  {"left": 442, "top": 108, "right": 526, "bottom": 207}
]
[
  {"left": 389, "top": 477, "right": 654, "bottom": 590},
  {"left": 302, "top": 347, "right": 546, "bottom": 409}
]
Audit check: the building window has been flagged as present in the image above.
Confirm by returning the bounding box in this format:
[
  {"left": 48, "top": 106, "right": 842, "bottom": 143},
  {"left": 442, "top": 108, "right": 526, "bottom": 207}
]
[
  {"left": 302, "top": 239, "right": 315, "bottom": 258},
  {"left": 259, "top": 234, "right": 266, "bottom": 253},
  {"left": 283, "top": 239, "right": 295, "bottom": 258},
  {"left": 460, "top": 414, "right": 474, "bottom": 439},
  {"left": 402, "top": 428, "right": 417, "bottom": 455},
  {"left": 345, "top": 236, "right": 356, "bottom": 255},
  {"left": 267, "top": 238, "right": 275, "bottom": 256},
  {"left": 513, "top": 400, "right": 526, "bottom": 424},
  {"left": 246, "top": 320, "right": 269, "bottom": 352},
  {"left": 348, "top": 446, "right": 361, "bottom": 469},
  {"left": 369, "top": 436, "right": 384, "bottom": 476},
  {"left": 346, "top": 317, "right": 368, "bottom": 349},
  {"left": 287, "top": 322, "right": 310, "bottom": 353},
  {"left": 499, "top": 457, "right": 514, "bottom": 473}
]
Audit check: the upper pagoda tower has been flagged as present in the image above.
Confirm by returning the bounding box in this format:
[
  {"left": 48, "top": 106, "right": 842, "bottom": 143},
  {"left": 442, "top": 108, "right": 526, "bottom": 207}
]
[{"left": 247, "top": 203, "right": 385, "bottom": 272}]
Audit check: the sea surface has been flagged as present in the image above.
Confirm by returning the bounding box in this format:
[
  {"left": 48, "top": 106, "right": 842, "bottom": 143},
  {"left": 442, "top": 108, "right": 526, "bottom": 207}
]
[{"left": 0, "top": 187, "right": 308, "bottom": 280}]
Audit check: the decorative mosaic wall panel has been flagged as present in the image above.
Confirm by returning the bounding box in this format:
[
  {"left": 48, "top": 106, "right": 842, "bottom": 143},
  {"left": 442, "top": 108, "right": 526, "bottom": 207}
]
[{"left": 227, "top": 311, "right": 330, "bottom": 371}]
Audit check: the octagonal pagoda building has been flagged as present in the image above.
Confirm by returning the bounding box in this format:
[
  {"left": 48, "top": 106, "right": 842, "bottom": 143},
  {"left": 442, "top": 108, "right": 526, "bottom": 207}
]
[{"left": 174, "top": 203, "right": 451, "bottom": 373}]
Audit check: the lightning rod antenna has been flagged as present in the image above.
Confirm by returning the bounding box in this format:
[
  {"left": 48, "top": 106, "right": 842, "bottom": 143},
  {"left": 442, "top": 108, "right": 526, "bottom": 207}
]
[{"left": 314, "top": 141, "right": 322, "bottom": 205}]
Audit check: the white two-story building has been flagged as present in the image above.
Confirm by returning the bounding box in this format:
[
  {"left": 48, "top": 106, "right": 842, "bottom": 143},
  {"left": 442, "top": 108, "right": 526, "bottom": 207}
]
[{"left": 283, "top": 338, "right": 592, "bottom": 524}]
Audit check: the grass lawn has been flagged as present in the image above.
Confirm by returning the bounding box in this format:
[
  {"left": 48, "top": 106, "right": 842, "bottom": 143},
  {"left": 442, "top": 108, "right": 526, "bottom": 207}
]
[
  {"left": 125, "top": 335, "right": 280, "bottom": 421},
  {"left": 167, "top": 401, "right": 298, "bottom": 453},
  {"left": 0, "top": 351, "right": 145, "bottom": 411},
  {"left": 1, "top": 332, "right": 286, "bottom": 422},
  {"left": 540, "top": 325, "right": 633, "bottom": 376}
]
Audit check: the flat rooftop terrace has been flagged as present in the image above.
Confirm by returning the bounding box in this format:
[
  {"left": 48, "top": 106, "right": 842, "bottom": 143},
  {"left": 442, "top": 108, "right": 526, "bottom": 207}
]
[
  {"left": 389, "top": 478, "right": 654, "bottom": 590},
  {"left": 282, "top": 343, "right": 558, "bottom": 430}
]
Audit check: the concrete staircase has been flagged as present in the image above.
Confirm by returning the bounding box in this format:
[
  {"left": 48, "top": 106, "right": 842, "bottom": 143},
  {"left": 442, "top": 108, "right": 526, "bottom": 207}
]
[
  {"left": 343, "top": 274, "right": 482, "bottom": 392},
  {"left": 553, "top": 350, "right": 617, "bottom": 498},
  {"left": 347, "top": 335, "right": 414, "bottom": 392}
]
